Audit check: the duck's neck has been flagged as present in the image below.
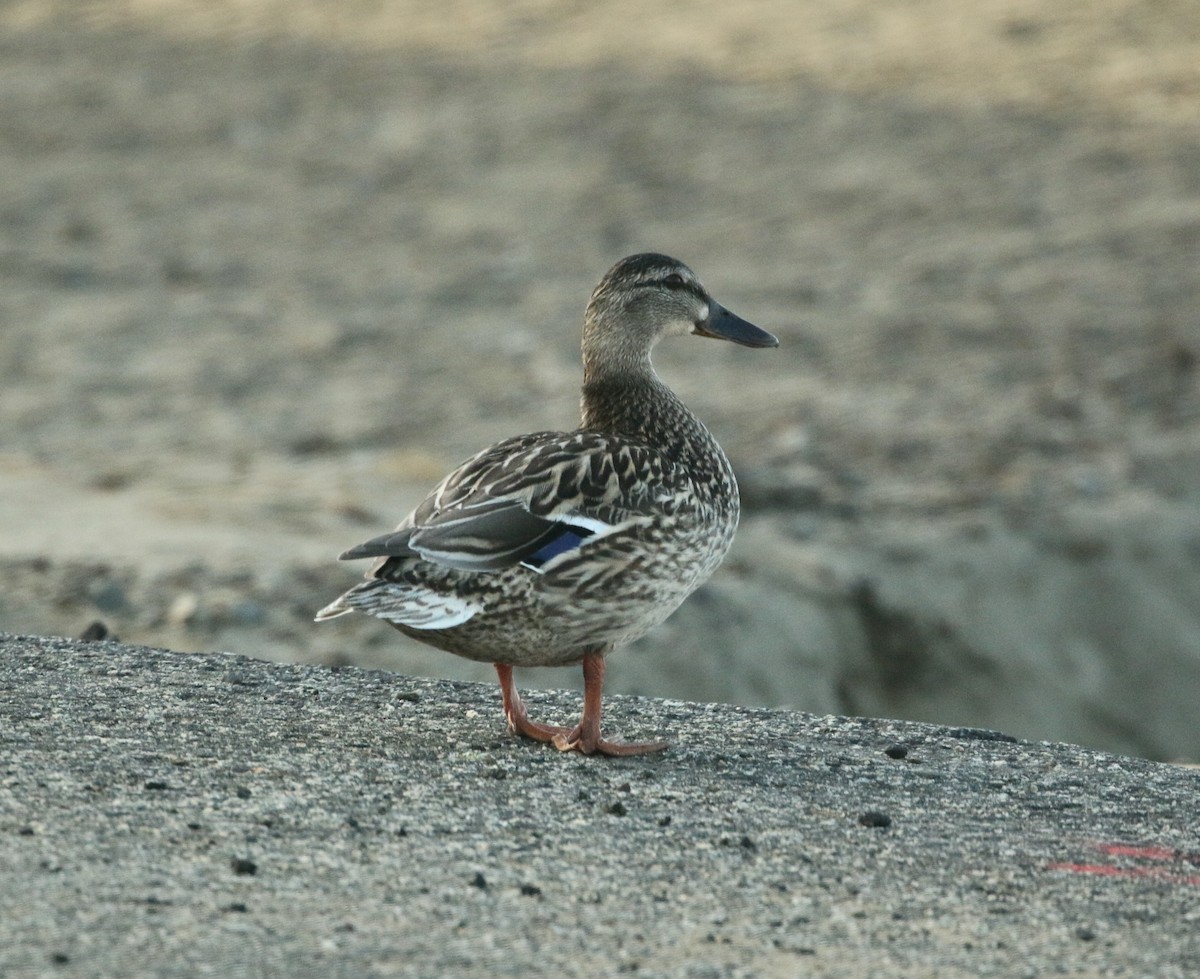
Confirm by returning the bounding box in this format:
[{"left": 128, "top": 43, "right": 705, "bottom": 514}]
[
  {"left": 581, "top": 368, "right": 668, "bottom": 438},
  {"left": 580, "top": 368, "right": 729, "bottom": 476}
]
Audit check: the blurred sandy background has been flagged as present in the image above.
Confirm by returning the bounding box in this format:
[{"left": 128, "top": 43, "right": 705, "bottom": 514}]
[{"left": 2, "top": 1, "right": 1198, "bottom": 760}]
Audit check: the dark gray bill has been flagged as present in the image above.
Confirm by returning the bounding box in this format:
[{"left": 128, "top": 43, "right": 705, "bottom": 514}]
[{"left": 694, "top": 302, "right": 779, "bottom": 348}]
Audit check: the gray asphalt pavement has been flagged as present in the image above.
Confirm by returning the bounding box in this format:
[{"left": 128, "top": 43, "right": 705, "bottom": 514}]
[{"left": 2, "top": 633, "right": 1198, "bottom": 977}]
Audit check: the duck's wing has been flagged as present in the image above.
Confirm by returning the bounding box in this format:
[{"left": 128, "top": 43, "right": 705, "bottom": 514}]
[{"left": 339, "top": 431, "right": 688, "bottom": 573}]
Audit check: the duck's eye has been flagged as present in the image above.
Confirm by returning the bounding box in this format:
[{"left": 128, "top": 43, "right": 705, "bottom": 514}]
[{"left": 662, "top": 273, "right": 686, "bottom": 289}]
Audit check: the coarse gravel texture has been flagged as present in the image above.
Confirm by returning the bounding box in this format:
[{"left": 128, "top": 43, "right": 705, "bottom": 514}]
[{"left": 3, "top": 634, "right": 1199, "bottom": 977}]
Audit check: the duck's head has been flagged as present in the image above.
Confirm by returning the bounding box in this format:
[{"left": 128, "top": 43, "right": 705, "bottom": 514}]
[{"left": 582, "top": 253, "right": 778, "bottom": 377}]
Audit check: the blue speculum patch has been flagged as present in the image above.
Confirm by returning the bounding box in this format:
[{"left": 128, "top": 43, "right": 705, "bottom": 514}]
[{"left": 525, "top": 527, "right": 594, "bottom": 568}]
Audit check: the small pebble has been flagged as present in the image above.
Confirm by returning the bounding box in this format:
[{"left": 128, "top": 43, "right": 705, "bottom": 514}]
[
  {"left": 79, "top": 621, "right": 114, "bottom": 641},
  {"left": 858, "top": 811, "right": 892, "bottom": 829}
]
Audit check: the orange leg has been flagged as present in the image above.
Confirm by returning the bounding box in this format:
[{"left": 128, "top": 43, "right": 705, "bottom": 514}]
[
  {"left": 495, "top": 663, "right": 572, "bottom": 743},
  {"left": 494, "top": 653, "right": 668, "bottom": 757}
]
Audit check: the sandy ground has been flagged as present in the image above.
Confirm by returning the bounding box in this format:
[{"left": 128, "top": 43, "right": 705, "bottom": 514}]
[{"left": 1, "top": 2, "right": 1199, "bottom": 759}]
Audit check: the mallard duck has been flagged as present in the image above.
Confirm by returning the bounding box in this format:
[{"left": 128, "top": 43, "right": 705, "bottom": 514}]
[{"left": 316, "top": 253, "right": 778, "bottom": 756}]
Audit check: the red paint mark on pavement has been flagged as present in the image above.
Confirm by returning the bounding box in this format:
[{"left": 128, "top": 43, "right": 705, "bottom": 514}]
[{"left": 1048, "top": 843, "right": 1200, "bottom": 886}]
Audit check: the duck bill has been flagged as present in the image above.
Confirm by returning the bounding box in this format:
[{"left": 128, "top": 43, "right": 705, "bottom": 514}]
[{"left": 694, "top": 302, "right": 779, "bottom": 348}]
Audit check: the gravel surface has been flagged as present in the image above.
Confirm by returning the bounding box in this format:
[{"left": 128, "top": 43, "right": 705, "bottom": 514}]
[{"left": 3, "top": 634, "right": 1199, "bottom": 977}]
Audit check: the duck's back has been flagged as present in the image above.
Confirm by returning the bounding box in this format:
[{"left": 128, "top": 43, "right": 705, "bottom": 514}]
[{"left": 337, "top": 399, "right": 738, "bottom": 666}]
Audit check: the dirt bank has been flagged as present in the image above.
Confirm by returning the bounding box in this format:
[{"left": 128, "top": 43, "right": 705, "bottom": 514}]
[{"left": 1, "top": 3, "right": 1198, "bottom": 759}]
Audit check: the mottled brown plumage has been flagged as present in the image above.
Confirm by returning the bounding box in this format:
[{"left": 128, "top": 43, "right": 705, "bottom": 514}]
[{"left": 317, "top": 253, "right": 777, "bottom": 755}]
